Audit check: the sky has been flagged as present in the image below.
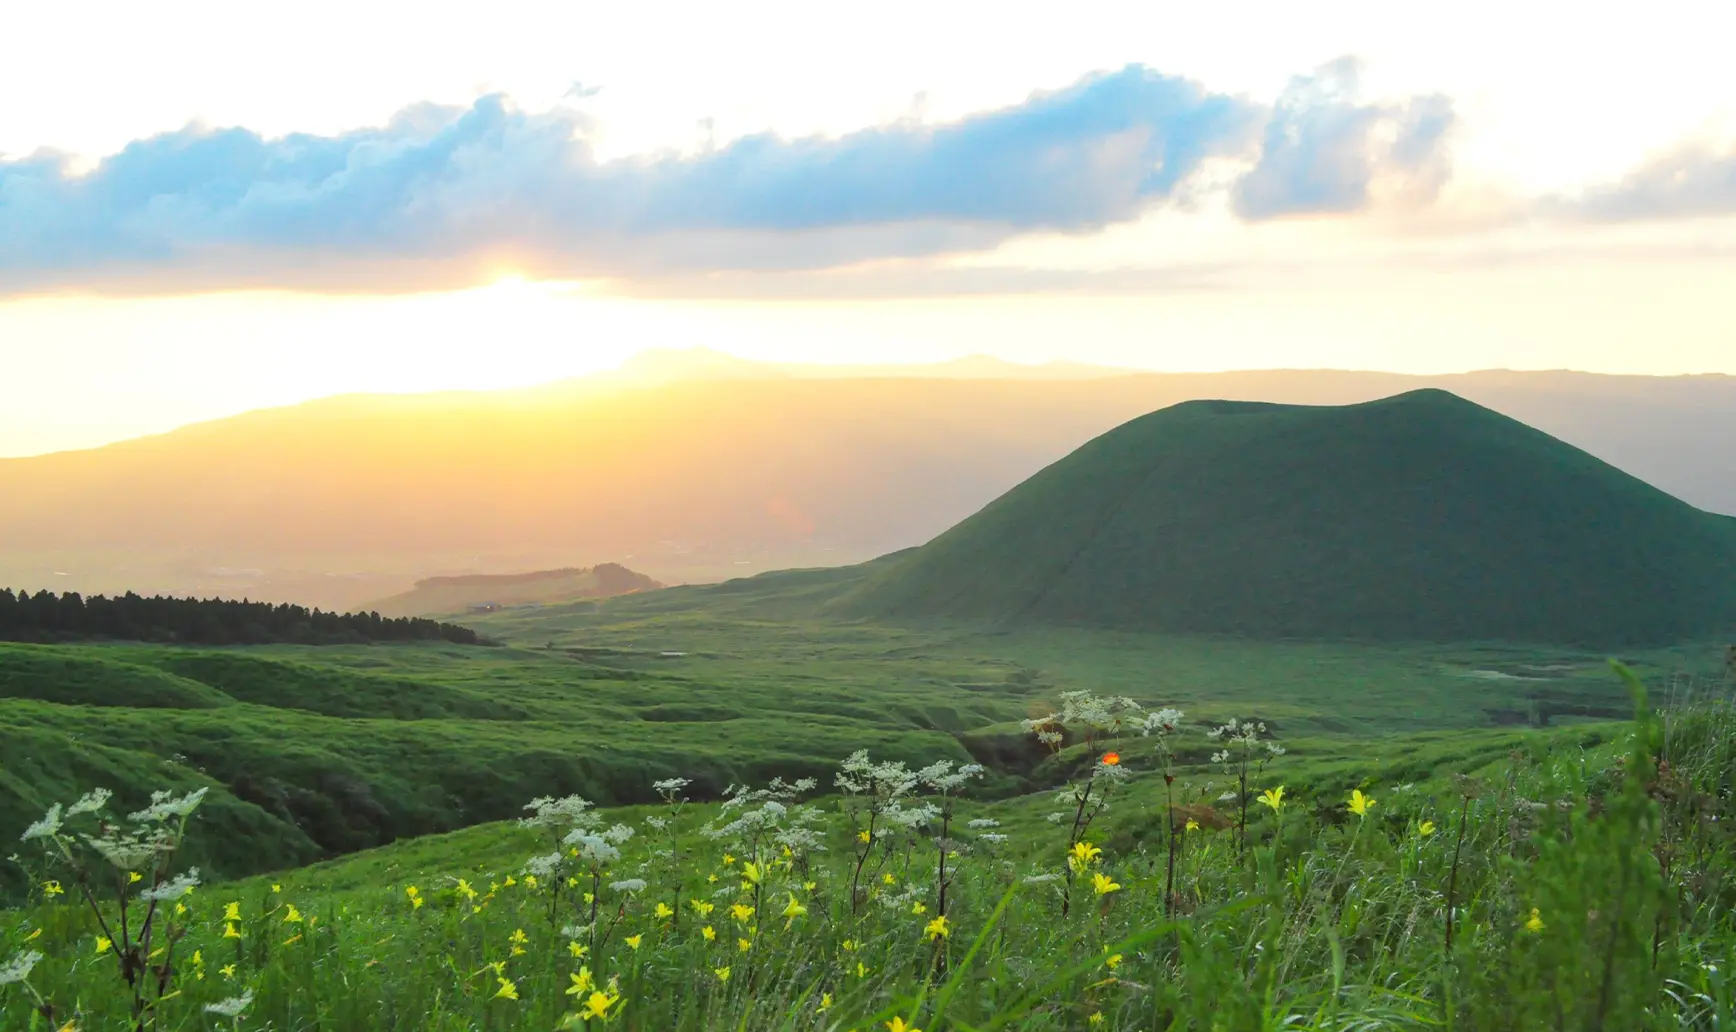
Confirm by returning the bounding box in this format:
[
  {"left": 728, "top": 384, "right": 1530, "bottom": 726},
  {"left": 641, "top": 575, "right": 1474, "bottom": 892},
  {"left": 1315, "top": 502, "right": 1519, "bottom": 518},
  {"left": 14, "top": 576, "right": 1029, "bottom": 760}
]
[{"left": 3, "top": 0, "right": 1735, "bottom": 457}]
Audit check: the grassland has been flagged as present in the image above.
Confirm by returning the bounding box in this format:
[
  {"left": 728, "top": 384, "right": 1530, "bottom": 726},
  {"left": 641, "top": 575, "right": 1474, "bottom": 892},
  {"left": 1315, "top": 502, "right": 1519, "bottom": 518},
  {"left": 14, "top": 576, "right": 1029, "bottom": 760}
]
[{"left": 847, "top": 390, "right": 1736, "bottom": 645}]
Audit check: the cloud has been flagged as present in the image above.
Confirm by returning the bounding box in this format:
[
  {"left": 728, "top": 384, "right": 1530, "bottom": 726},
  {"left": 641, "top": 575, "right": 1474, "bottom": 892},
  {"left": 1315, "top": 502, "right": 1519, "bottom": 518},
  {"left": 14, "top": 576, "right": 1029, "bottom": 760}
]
[
  {"left": 0, "top": 61, "right": 1465, "bottom": 296},
  {"left": 1232, "top": 57, "right": 1456, "bottom": 219},
  {"left": 1565, "top": 141, "right": 1736, "bottom": 220}
]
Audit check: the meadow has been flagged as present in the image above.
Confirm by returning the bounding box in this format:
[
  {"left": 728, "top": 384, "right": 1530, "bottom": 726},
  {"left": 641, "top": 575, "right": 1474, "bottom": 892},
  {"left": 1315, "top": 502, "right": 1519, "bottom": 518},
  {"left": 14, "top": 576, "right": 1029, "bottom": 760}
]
[{"left": 2, "top": 575, "right": 1733, "bottom": 1029}]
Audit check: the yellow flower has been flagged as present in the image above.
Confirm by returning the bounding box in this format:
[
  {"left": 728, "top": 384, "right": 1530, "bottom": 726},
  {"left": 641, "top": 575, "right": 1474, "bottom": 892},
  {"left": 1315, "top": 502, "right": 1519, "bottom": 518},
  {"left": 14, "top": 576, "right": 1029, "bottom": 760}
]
[
  {"left": 707, "top": 874, "right": 719, "bottom": 884},
  {"left": 1525, "top": 908, "right": 1544, "bottom": 933},
  {"left": 191, "top": 949, "right": 203, "bottom": 966},
  {"left": 702, "top": 925, "right": 717, "bottom": 942},
  {"left": 1185, "top": 818, "right": 1200, "bottom": 832},
  {"left": 883, "top": 872, "right": 896, "bottom": 885},
  {"left": 842, "top": 938, "right": 858, "bottom": 952},
  {"left": 502, "top": 875, "right": 516, "bottom": 887},
  {"left": 283, "top": 905, "right": 303, "bottom": 924},
  {"left": 43, "top": 880, "right": 64, "bottom": 897},
  {"left": 626, "top": 934, "right": 643, "bottom": 950},
  {"left": 855, "top": 960, "right": 869, "bottom": 978},
  {"left": 456, "top": 879, "right": 477, "bottom": 900},
  {"left": 886, "top": 1018, "right": 921, "bottom": 1032},
  {"left": 1106, "top": 953, "right": 1123, "bottom": 970},
  {"left": 509, "top": 928, "right": 528, "bottom": 945},
  {"left": 128, "top": 871, "right": 143, "bottom": 884},
  {"left": 1418, "top": 820, "right": 1437, "bottom": 837},
  {"left": 567, "top": 967, "right": 595, "bottom": 996},
  {"left": 1070, "top": 841, "right": 1102, "bottom": 865},
  {"left": 579, "top": 989, "right": 620, "bottom": 1020},
  {"left": 225, "top": 901, "right": 244, "bottom": 922},
  {"left": 731, "top": 903, "right": 755, "bottom": 923},
  {"left": 782, "top": 893, "right": 808, "bottom": 926},
  {"left": 1257, "top": 786, "right": 1286, "bottom": 812},
  {"left": 568, "top": 941, "right": 588, "bottom": 959},
  {"left": 175, "top": 902, "right": 187, "bottom": 917},
  {"left": 655, "top": 902, "right": 674, "bottom": 919},
  {"left": 95, "top": 936, "right": 112, "bottom": 955},
  {"left": 219, "top": 963, "right": 236, "bottom": 979},
  {"left": 741, "top": 862, "right": 762, "bottom": 886},
  {"left": 271, "top": 883, "right": 282, "bottom": 894},
  {"left": 737, "top": 937, "right": 752, "bottom": 952},
  {"left": 1092, "top": 871, "right": 1122, "bottom": 896},
  {"left": 56, "top": 1021, "right": 76, "bottom": 1032},
  {"left": 911, "top": 901, "right": 927, "bottom": 915},
  {"left": 494, "top": 976, "right": 519, "bottom": 1001},
  {"left": 691, "top": 899, "right": 715, "bottom": 917},
  {"left": 25, "top": 929, "right": 41, "bottom": 942},
  {"left": 1348, "top": 789, "right": 1375, "bottom": 818},
  {"left": 858, "top": 829, "right": 872, "bottom": 843},
  {"left": 723, "top": 853, "right": 736, "bottom": 865},
  {"left": 223, "top": 922, "right": 241, "bottom": 939},
  {"left": 714, "top": 966, "right": 731, "bottom": 983},
  {"left": 1089, "top": 1012, "right": 1105, "bottom": 1025},
  {"left": 925, "top": 915, "right": 950, "bottom": 940},
  {"left": 803, "top": 880, "right": 817, "bottom": 891},
  {"left": 524, "top": 875, "right": 538, "bottom": 889},
  {"left": 820, "top": 992, "right": 833, "bottom": 1011}
]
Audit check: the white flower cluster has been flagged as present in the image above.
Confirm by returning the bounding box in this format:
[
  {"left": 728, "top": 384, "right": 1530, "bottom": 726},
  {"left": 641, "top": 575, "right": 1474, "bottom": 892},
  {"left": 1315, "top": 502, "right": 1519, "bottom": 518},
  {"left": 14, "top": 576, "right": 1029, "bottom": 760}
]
[
  {"left": 917, "top": 759, "right": 986, "bottom": 795},
  {"left": 1141, "top": 708, "right": 1186, "bottom": 736},
  {"left": 204, "top": 991, "right": 255, "bottom": 1018},
  {"left": 521, "top": 795, "right": 599, "bottom": 831},
  {"left": 651, "top": 777, "right": 691, "bottom": 801},
  {"left": 0, "top": 949, "right": 42, "bottom": 986},
  {"left": 836, "top": 751, "right": 918, "bottom": 800},
  {"left": 129, "top": 787, "right": 208, "bottom": 823},
  {"left": 608, "top": 878, "right": 648, "bottom": 893},
  {"left": 1208, "top": 718, "right": 1285, "bottom": 766},
  {"left": 140, "top": 868, "right": 201, "bottom": 902}
]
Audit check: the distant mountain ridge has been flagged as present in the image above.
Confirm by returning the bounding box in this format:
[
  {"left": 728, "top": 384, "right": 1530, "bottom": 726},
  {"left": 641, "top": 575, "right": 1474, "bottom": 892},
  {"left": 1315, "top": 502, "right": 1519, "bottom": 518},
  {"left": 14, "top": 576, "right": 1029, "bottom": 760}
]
[
  {"left": 365, "top": 563, "right": 663, "bottom": 617},
  {"left": 844, "top": 390, "right": 1736, "bottom": 646},
  {"left": 2, "top": 355, "right": 1733, "bottom": 610}
]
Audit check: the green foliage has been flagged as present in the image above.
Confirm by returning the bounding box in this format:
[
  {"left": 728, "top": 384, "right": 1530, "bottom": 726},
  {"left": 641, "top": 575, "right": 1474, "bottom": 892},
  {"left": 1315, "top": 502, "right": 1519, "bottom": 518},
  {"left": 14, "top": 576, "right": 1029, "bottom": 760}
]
[
  {"left": 844, "top": 390, "right": 1736, "bottom": 645},
  {"left": 4, "top": 675, "right": 1733, "bottom": 1030}
]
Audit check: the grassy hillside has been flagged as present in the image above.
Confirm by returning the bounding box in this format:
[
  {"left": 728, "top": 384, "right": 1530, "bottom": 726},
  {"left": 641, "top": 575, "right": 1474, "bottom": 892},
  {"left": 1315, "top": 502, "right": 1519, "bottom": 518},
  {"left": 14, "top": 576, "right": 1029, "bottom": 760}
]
[
  {"left": 846, "top": 390, "right": 1736, "bottom": 646},
  {"left": 3, "top": 367, "right": 1734, "bottom": 610},
  {"left": 365, "top": 562, "right": 664, "bottom": 617}
]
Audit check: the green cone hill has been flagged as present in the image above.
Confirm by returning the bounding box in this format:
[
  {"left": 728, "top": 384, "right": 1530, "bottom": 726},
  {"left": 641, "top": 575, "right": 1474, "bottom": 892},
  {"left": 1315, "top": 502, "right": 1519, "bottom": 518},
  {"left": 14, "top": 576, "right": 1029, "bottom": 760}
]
[{"left": 842, "top": 389, "right": 1736, "bottom": 646}]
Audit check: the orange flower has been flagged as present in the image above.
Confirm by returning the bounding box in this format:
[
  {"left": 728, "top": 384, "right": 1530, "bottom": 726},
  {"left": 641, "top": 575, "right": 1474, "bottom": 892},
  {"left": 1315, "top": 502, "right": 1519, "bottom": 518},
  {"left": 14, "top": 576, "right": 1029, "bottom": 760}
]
[{"left": 1102, "top": 752, "right": 1121, "bottom": 766}]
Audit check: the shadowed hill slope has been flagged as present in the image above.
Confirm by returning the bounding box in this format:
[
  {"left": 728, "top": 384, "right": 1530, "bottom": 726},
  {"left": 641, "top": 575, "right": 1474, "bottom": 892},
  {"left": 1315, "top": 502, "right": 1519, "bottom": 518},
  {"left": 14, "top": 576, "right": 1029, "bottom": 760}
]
[
  {"left": 843, "top": 390, "right": 1736, "bottom": 646},
  {"left": 365, "top": 563, "right": 663, "bottom": 617}
]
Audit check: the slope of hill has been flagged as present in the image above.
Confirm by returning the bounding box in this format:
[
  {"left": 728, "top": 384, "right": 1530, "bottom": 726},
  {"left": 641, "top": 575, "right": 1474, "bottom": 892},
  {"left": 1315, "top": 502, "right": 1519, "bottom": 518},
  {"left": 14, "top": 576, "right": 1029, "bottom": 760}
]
[
  {"left": 844, "top": 390, "right": 1736, "bottom": 646},
  {"left": 2, "top": 361, "right": 1733, "bottom": 610},
  {"left": 364, "top": 563, "right": 664, "bottom": 617}
]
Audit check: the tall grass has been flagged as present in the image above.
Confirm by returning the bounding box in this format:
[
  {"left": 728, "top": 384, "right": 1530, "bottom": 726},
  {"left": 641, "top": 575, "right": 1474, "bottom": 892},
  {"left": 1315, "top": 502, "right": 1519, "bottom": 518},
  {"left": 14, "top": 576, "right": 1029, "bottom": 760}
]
[{"left": 4, "top": 665, "right": 1733, "bottom": 1030}]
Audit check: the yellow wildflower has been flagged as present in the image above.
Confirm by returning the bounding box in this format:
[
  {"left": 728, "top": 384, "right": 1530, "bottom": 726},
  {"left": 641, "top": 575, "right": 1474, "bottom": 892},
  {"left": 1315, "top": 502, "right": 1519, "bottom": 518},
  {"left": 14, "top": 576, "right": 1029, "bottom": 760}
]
[
  {"left": 911, "top": 901, "right": 927, "bottom": 915},
  {"left": 1106, "top": 953, "right": 1123, "bottom": 969},
  {"left": 692, "top": 899, "right": 715, "bottom": 917},
  {"left": 568, "top": 941, "right": 588, "bottom": 959},
  {"left": 737, "top": 937, "right": 752, "bottom": 952},
  {"left": 702, "top": 925, "right": 717, "bottom": 942},
  {"left": 1418, "top": 820, "right": 1437, "bottom": 837},
  {"left": 524, "top": 875, "right": 538, "bottom": 889},
  {"left": 820, "top": 992, "right": 833, "bottom": 1011},
  {"left": 219, "top": 963, "right": 236, "bottom": 979},
  {"left": 283, "top": 905, "right": 303, "bottom": 924},
  {"left": 1526, "top": 908, "right": 1544, "bottom": 933},
  {"left": 925, "top": 915, "right": 950, "bottom": 940},
  {"left": 502, "top": 875, "right": 516, "bottom": 888},
  {"left": 1185, "top": 818, "right": 1200, "bottom": 831},
  {"left": 493, "top": 977, "right": 519, "bottom": 1001},
  {"left": 782, "top": 893, "right": 808, "bottom": 927},
  {"left": 883, "top": 873, "right": 896, "bottom": 885},
  {"left": 567, "top": 967, "right": 595, "bottom": 996},
  {"left": 128, "top": 872, "right": 142, "bottom": 884},
  {"left": 714, "top": 966, "right": 731, "bottom": 983},
  {"left": 858, "top": 829, "right": 872, "bottom": 843},
  {"left": 723, "top": 853, "right": 736, "bottom": 866},
  {"left": 1092, "top": 871, "right": 1122, "bottom": 896},
  {"left": 271, "top": 884, "right": 282, "bottom": 894},
  {"left": 626, "top": 934, "right": 643, "bottom": 950},
  {"left": 43, "top": 880, "right": 63, "bottom": 897},
  {"left": 886, "top": 1018, "right": 921, "bottom": 1032},
  {"left": 1089, "top": 1013, "right": 1105, "bottom": 1025},
  {"left": 730, "top": 903, "right": 754, "bottom": 923},
  {"left": 1348, "top": 789, "right": 1375, "bottom": 818},
  {"left": 95, "top": 936, "right": 112, "bottom": 955},
  {"left": 741, "top": 862, "right": 762, "bottom": 886},
  {"left": 1257, "top": 786, "right": 1286, "bottom": 812},
  {"left": 655, "top": 902, "right": 674, "bottom": 919},
  {"left": 223, "top": 922, "right": 241, "bottom": 939},
  {"left": 224, "top": 901, "right": 242, "bottom": 921},
  {"left": 579, "top": 989, "right": 619, "bottom": 1020}
]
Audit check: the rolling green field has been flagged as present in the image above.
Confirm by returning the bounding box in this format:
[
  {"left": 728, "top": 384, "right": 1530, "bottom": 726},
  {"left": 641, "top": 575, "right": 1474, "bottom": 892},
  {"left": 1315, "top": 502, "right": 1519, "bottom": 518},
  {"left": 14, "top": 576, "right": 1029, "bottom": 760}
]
[{"left": 2, "top": 569, "right": 1733, "bottom": 1029}]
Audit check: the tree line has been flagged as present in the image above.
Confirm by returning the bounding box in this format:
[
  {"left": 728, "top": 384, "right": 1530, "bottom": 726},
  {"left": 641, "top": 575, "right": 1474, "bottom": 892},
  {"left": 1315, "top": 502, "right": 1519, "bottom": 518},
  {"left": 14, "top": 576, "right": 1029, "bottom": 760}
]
[{"left": 0, "top": 588, "right": 481, "bottom": 646}]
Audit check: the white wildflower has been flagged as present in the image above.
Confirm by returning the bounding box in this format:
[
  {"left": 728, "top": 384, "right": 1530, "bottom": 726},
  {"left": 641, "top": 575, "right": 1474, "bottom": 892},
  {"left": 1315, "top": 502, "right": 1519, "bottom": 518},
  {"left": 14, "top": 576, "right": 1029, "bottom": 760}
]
[
  {"left": 129, "top": 787, "right": 208, "bottom": 823},
  {"left": 609, "top": 878, "right": 648, "bottom": 893},
  {"left": 140, "top": 868, "right": 201, "bottom": 902},
  {"left": 21, "top": 805, "right": 62, "bottom": 842},
  {"left": 524, "top": 853, "right": 562, "bottom": 879},
  {"left": 1022, "top": 873, "right": 1061, "bottom": 885},
  {"left": 204, "top": 991, "right": 255, "bottom": 1018},
  {"left": 978, "top": 832, "right": 1009, "bottom": 843},
  {"left": 0, "top": 950, "right": 42, "bottom": 986},
  {"left": 967, "top": 818, "right": 1000, "bottom": 829},
  {"left": 67, "top": 788, "right": 113, "bottom": 817}
]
